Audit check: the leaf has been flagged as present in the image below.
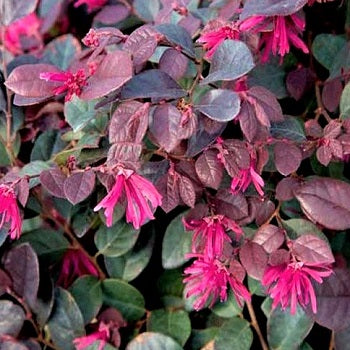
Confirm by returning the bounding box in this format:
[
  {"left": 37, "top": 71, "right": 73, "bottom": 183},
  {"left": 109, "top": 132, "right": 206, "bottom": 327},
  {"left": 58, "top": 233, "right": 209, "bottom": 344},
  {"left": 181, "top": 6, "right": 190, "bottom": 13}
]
[
  {"left": 239, "top": 241, "right": 268, "bottom": 280},
  {"left": 281, "top": 218, "right": 327, "bottom": 241},
  {"left": 162, "top": 212, "right": 192, "bottom": 269},
  {"left": 156, "top": 23, "right": 195, "bottom": 57},
  {"left": 42, "top": 34, "right": 81, "bottom": 70},
  {"left": 121, "top": 69, "right": 186, "bottom": 100},
  {"left": 0, "top": 301, "right": 25, "bottom": 337},
  {"left": 274, "top": 141, "right": 302, "bottom": 176},
  {"left": 31, "top": 130, "right": 66, "bottom": 161},
  {"left": 80, "top": 51, "right": 133, "bottom": 100},
  {"left": 190, "top": 328, "right": 218, "bottom": 350},
  {"left": 214, "top": 317, "right": 253, "bottom": 350},
  {"left": 5, "top": 64, "right": 60, "bottom": 98},
  {"left": 126, "top": 332, "right": 183, "bottom": 350},
  {"left": 240, "top": 0, "right": 308, "bottom": 19},
  {"left": 95, "top": 221, "right": 140, "bottom": 257},
  {"left": 267, "top": 305, "right": 314, "bottom": 350},
  {"left": 47, "top": 288, "right": 85, "bottom": 350},
  {"left": 101, "top": 279, "right": 145, "bottom": 321},
  {"left": 0, "top": 141, "right": 11, "bottom": 166},
  {"left": 4, "top": 243, "right": 39, "bottom": 309},
  {"left": 335, "top": 324, "right": 350, "bottom": 350},
  {"left": 195, "top": 150, "right": 223, "bottom": 190},
  {"left": 63, "top": 170, "right": 95, "bottom": 205},
  {"left": 159, "top": 49, "right": 188, "bottom": 80},
  {"left": 200, "top": 40, "right": 254, "bottom": 85},
  {"left": 64, "top": 96, "right": 98, "bottom": 132},
  {"left": 147, "top": 309, "right": 191, "bottom": 346},
  {"left": 0, "top": 0, "right": 38, "bottom": 25},
  {"left": 295, "top": 177, "right": 350, "bottom": 230},
  {"left": 271, "top": 115, "right": 306, "bottom": 142},
  {"left": 212, "top": 290, "right": 243, "bottom": 318},
  {"left": 253, "top": 224, "right": 285, "bottom": 254},
  {"left": 134, "top": 0, "right": 160, "bottom": 21},
  {"left": 195, "top": 89, "right": 240, "bottom": 122},
  {"left": 70, "top": 276, "right": 102, "bottom": 324},
  {"left": 340, "top": 82, "right": 350, "bottom": 119},
  {"left": 178, "top": 175, "right": 196, "bottom": 208}
]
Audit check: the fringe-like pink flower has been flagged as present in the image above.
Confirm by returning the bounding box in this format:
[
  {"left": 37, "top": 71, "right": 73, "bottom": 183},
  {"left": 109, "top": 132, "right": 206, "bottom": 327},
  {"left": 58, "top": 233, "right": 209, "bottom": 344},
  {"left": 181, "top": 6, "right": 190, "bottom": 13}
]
[
  {"left": 74, "top": 322, "right": 110, "bottom": 350},
  {"left": 197, "top": 24, "right": 240, "bottom": 59},
  {"left": 1, "top": 13, "right": 42, "bottom": 55},
  {"left": 262, "top": 261, "right": 333, "bottom": 314},
  {"left": 94, "top": 168, "right": 162, "bottom": 229},
  {"left": 57, "top": 249, "right": 99, "bottom": 288},
  {"left": 74, "top": 0, "right": 107, "bottom": 13},
  {"left": 184, "top": 254, "right": 251, "bottom": 310},
  {"left": 40, "top": 69, "right": 87, "bottom": 102},
  {"left": 0, "top": 184, "right": 22, "bottom": 240},
  {"left": 184, "top": 215, "right": 242, "bottom": 259},
  {"left": 240, "top": 14, "right": 309, "bottom": 62}
]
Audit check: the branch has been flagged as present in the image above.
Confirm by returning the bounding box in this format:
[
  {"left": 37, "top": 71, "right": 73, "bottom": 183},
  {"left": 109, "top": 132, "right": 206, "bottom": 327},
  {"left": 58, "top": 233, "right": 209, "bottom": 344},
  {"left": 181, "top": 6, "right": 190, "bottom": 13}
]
[{"left": 246, "top": 301, "right": 269, "bottom": 350}]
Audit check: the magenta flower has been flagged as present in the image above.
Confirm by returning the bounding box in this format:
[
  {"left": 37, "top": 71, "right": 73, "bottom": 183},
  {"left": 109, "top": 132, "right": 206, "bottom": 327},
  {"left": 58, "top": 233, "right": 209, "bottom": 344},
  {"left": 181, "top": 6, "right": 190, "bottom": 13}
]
[
  {"left": 1, "top": 13, "right": 42, "bottom": 55},
  {"left": 74, "top": 322, "right": 109, "bottom": 350},
  {"left": 57, "top": 249, "right": 99, "bottom": 288},
  {"left": 262, "top": 261, "right": 333, "bottom": 314},
  {"left": 40, "top": 69, "right": 87, "bottom": 102},
  {"left": 0, "top": 184, "right": 22, "bottom": 240},
  {"left": 240, "top": 14, "right": 308, "bottom": 62},
  {"left": 184, "top": 254, "right": 251, "bottom": 310},
  {"left": 74, "top": 0, "right": 107, "bottom": 12},
  {"left": 184, "top": 215, "right": 242, "bottom": 259},
  {"left": 197, "top": 23, "right": 240, "bottom": 59},
  {"left": 94, "top": 168, "right": 162, "bottom": 229}
]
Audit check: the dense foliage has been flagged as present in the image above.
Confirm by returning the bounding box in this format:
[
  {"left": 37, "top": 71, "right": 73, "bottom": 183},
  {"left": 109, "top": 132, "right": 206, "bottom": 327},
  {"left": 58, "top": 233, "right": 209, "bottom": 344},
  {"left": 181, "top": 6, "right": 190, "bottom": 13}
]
[{"left": 0, "top": 0, "right": 350, "bottom": 349}]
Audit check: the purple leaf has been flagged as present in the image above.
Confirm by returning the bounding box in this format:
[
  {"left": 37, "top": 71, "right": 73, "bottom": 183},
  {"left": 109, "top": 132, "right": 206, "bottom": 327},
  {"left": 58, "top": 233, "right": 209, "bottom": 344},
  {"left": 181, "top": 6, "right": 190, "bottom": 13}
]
[
  {"left": 253, "top": 224, "right": 285, "bottom": 254},
  {"left": 178, "top": 175, "right": 196, "bottom": 208},
  {"left": 316, "top": 145, "right": 332, "bottom": 166},
  {"left": 286, "top": 68, "right": 315, "bottom": 101},
  {"left": 156, "top": 174, "right": 180, "bottom": 213},
  {"left": 80, "top": 51, "right": 132, "bottom": 100},
  {"left": 40, "top": 168, "right": 67, "bottom": 198},
  {"left": 195, "top": 149, "right": 223, "bottom": 190},
  {"left": 239, "top": 241, "right": 268, "bottom": 280},
  {"left": 220, "top": 140, "right": 250, "bottom": 177},
  {"left": 322, "top": 78, "right": 343, "bottom": 112},
  {"left": 159, "top": 49, "right": 188, "bottom": 81},
  {"left": 275, "top": 177, "right": 301, "bottom": 201},
  {"left": 295, "top": 178, "right": 350, "bottom": 230},
  {"left": 106, "top": 142, "right": 142, "bottom": 170},
  {"left": 239, "top": 101, "right": 258, "bottom": 142},
  {"left": 16, "top": 178, "right": 30, "bottom": 207},
  {"left": 1, "top": 0, "right": 38, "bottom": 25},
  {"left": 63, "top": 170, "right": 96, "bottom": 205},
  {"left": 0, "top": 269, "right": 12, "bottom": 297},
  {"left": 94, "top": 4, "right": 130, "bottom": 25},
  {"left": 255, "top": 200, "right": 275, "bottom": 226},
  {"left": 274, "top": 141, "right": 302, "bottom": 176}
]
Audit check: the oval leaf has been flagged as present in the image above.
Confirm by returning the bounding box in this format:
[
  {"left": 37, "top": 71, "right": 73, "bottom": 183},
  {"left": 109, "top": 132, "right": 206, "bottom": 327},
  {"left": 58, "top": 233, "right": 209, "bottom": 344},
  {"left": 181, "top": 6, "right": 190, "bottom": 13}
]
[
  {"left": 0, "top": 300, "right": 25, "bottom": 337},
  {"left": 274, "top": 141, "right": 302, "bottom": 176},
  {"left": 63, "top": 170, "right": 95, "bottom": 205},
  {"left": 126, "top": 332, "right": 183, "bottom": 350}
]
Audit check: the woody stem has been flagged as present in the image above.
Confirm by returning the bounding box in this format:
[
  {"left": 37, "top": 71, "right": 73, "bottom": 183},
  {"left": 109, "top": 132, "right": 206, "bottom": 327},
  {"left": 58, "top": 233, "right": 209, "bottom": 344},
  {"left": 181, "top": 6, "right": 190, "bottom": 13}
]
[{"left": 246, "top": 301, "right": 269, "bottom": 350}]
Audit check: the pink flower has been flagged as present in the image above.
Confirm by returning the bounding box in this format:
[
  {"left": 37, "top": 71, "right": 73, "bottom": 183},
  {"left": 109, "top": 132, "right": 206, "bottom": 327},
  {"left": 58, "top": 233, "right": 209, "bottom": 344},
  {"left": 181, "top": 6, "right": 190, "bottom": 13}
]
[
  {"left": 0, "top": 184, "right": 22, "bottom": 240},
  {"left": 94, "top": 168, "right": 162, "bottom": 229},
  {"left": 230, "top": 161, "right": 264, "bottom": 196},
  {"left": 74, "top": 322, "right": 109, "bottom": 350},
  {"left": 1, "top": 13, "right": 42, "bottom": 55},
  {"left": 308, "top": 0, "right": 335, "bottom": 5},
  {"left": 184, "top": 254, "right": 251, "bottom": 310},
  {"left": 240, "top": 14, "right": 309, "bottom": 62},
  {"left": 40, "top": 69, "right": 87, "bottom": 102},
  {"left": 57, "top": 249, "right": 99, "bottom": 288},
  {"left": 197, "top": 24, "right": 240, "bottom": 59},
  {"left": 262, "top": 261, "right": 333, "bottom": 314},
  {"left": 184, "top": 214, "right": 242, "bottom": 259},
  {"left": 74, "top": 0, "right": 107, "bottom": 13}
]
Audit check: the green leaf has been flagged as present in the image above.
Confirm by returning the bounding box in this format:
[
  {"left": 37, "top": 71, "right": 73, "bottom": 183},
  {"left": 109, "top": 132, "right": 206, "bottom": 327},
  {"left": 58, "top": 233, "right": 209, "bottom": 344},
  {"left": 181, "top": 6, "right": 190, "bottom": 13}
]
[
  {"left": 271, "top": 115, "right": 306, "bottom": 142},
  {"left": 95, "top": 221, "right": 140, "bottom": 257},
  {"left": 162, "top": 212, "right": 192, "bottom": 269},
  {"left": 0, "top": 141, "right": 11, "bottom": 166},
  {"left": 31, "top": 130, "right": 66, "bottom": 161},
  {"left": 101, "top": 279, "right": 145, "bottom": 321},
  {"left": 126, "top": 332, "right": 183, "bottom": 350},
  {"left": 261, "top": 297, "right": 273, "bottom": 318},
  {"left": 248, "top": 276, "right": 266, "bottom": 297},
  {"left": 85, "top": 342, "right": 118, "bottom": 350},
  {"left": 47, "top": 288, "right": 85, "bottom": 350},
  {"left": 0, "top": 300, "right": 25, "bottom": 337},
  {"left": 64, "top": 96, "right": 98, "bottom": 132},
  {"left": 147, "top": 309, "right": 191, "bottom": 346},
  {"left": 157, "top": 269, "right": 184, "bottom": 297},
  {"left": 20, "top": 161, "right": 51, "bottom": 187},
  {"left": 70, "top": 276, "right": 102, "bottom": 325},
  {"left": 282, "top": 218, "right": 328, "bottom": 241},
  {"left": 134, "top": 0, "right": 160, "bottom": 21},
  {"left": 340, "top": 82, "right": 350, "bottom": 119},
  {"left": 212, "top": 290, "right": 243, "bottom": 318},
  {"left": 267, "top": 306, "right": 314, "bottom": 350},
  {"left": 190, "top": 328, "right": 219, "bottom": 350},
  {"left": 214, "top": 317, "right": 253, "bottom": 350}
]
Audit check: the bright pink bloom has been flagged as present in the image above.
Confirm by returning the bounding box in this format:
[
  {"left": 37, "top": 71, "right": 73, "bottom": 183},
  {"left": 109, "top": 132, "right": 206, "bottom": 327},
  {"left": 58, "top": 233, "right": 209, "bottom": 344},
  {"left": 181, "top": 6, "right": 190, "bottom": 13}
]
[
  {"left": 184, "top": 215, "right": 242, "bottom": 259},
  {"left": 74, "top": 0, "right": 107, "bottom": 13},
  {"left": 184, "top": 254, "right": 251, "bottom": 310},
  {"left": 40, "top": 69, "right": 87, "bottom": 102},
  {"left": 1, "top": 13, "right": 42, "bottom": 55},
  {"left": 94, "top": 168, "right": 162, "bottom": 229},
  {"left": 74, "top": 322, "right": 109, "bottom": 350},
  {"left": 57, "top": 249, "right": 99, "bottom": 288},
  {"left": 197, "top": 24, "right": 240, "bottom": 59},
  {"left": 262, "top": 261, "right": 333, "bottom": 314},
  {"left": 240, "top": 14, "right": 309, "bottom": 62},
  {"left": 0, "top": 184, "right": 22, "bottom": 240},
  {"left": 230, "top": 161, "right": 264, "bottom": 196},
  {"left": 308, "top": 0, "right": 335, "bottom": 5}
]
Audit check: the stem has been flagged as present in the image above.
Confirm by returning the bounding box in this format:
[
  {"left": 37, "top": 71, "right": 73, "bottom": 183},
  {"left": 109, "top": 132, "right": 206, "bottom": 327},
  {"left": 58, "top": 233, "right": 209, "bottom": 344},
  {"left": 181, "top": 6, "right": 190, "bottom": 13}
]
[
  {"left": 246, "top": 301, "right": 269, "bottom": 350},
  {"left": 329, "top": 331, "right": 335, "bottom": 350},
  {"left": 315, "top": 81, "right": 332, "bottom": 123}
]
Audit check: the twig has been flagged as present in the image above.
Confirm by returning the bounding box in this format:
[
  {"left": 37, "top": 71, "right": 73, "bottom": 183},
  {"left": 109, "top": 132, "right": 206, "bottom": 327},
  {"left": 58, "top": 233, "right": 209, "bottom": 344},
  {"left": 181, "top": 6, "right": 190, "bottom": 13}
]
[
  {"left": 246, "top": 301, "right": 269, "bottom": 350},
  {"left": 329, "top": 331, "right": 335, "bottom": 350},
  {"left": 315, "top": 81, "right": 332, "bottom": 123}
]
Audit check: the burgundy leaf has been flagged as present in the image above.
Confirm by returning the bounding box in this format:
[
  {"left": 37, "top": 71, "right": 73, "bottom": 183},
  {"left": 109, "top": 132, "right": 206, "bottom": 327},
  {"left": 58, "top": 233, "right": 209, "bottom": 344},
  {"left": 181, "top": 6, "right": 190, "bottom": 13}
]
[
  {"left": 16, "top": 178, "right": 29, "bottom": 207},
  {"left": 275, "top": 177, "right": 301, "bottom": 201},
  {"left": 286, "top": 67, "right": 315, "bottom": 101},
  {"left": 268, "top": 249, "right": 290, "bottom": 266},
  {"left": 106, "top": 142, "right": 142, "bottom": 170},
  {"left": 63, "top": 170, "right": 96, "bottom": 205},
  {"left": 178, "top": 175, "right": 196, "bottom": 208},
  {"left": 239, "top": 100, "right": 258, "bottom": 142},
  {"left": 292, "top": 234, "right": 334, "bottom": 265},
  {"left": 322, "top": 78, "right": 343, "bottom": 112},
  {"left": 40, "top": 168, "right": 67, "bottom": 198},
  {"left": 274, "top": 141, "right": 302, "bottom": 176},
  {"left": 316, "top": 145, "right": 332, "bottom": 166},
  {"left": 305, "top": 119, "right": 323, "bottom": 139},
  {"left": 94, "top": 5, "right": 130, "bottom": 25},
  {"left": 253, "top": 224, "right": 285, "bottom": 254},
  {"left": 295, "top": 178, "right": 350, "bottom": 230},
  {"left": 0, "top": 269, "right": 12, "bottom": 296},
  {"left": 239, "top": 241, "right": 268, "bottom": 280},
  {"left": 195, "top": 150, "right": 223, "bottom": 190},
  {"left": 159, "top": 48, "right": 188, "bottom": 81},
  {"left": 156, "top": 173, "right": 180, "bottom": 213},
  {"left": 255, "top": 200, "right": 275, "bottom": 226}
]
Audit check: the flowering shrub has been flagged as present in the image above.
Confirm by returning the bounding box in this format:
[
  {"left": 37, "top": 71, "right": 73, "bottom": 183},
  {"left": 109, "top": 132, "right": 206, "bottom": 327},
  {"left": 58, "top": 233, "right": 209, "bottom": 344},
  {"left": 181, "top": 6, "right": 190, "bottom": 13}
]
[{"left": 0, "top": 0, "right": 350, "bottom": 349}]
